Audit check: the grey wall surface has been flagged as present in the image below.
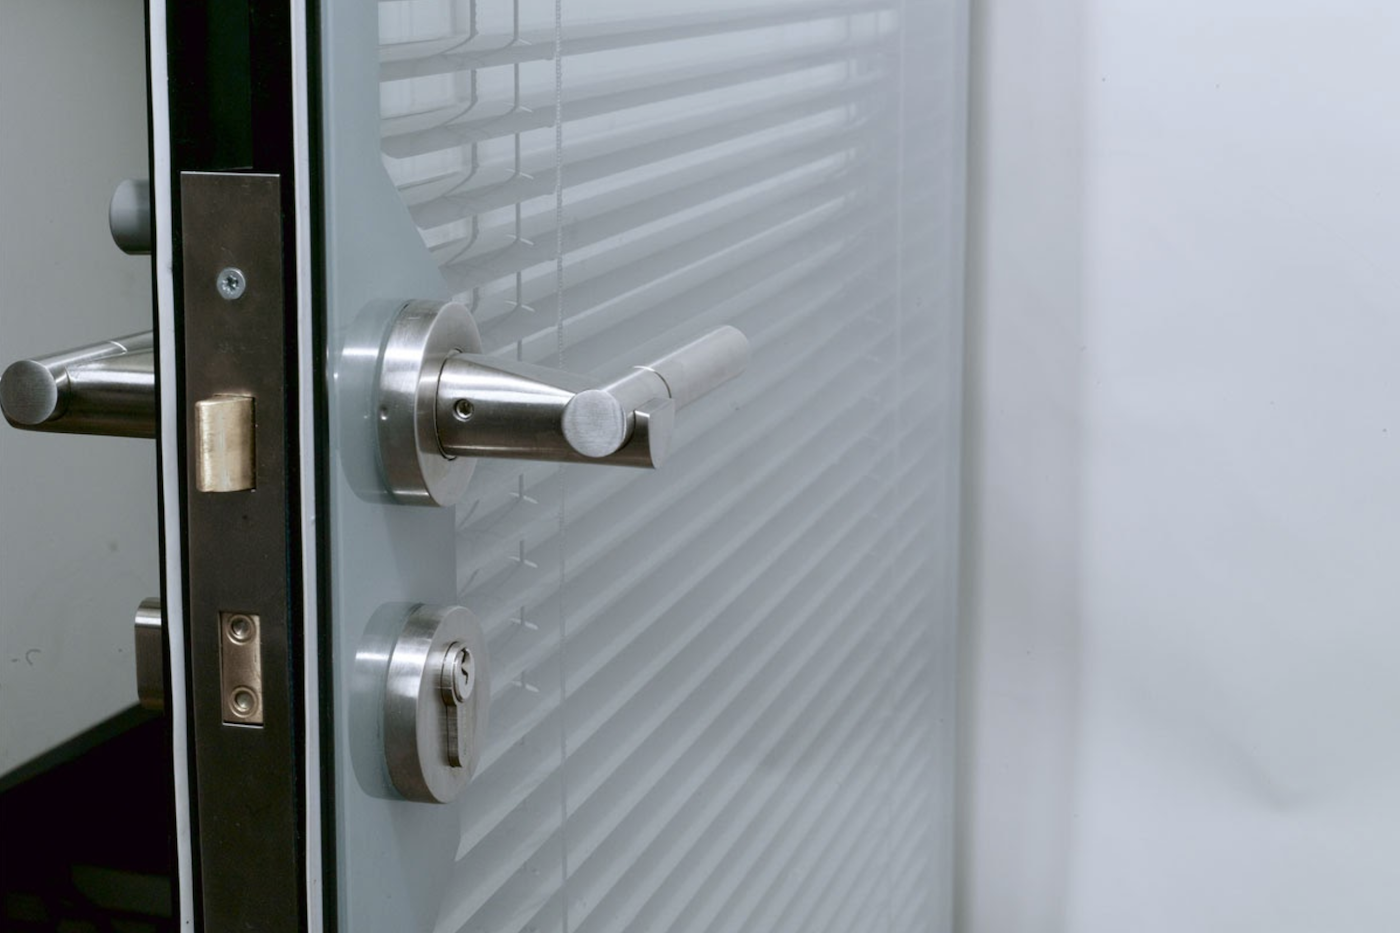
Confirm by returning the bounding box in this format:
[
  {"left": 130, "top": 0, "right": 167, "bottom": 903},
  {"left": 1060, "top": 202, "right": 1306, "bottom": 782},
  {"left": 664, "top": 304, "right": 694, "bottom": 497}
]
[
  {"left": 960, "top": 1, "right": 1400, "bottom": 930},
  {"left": 0, "top": 0, "right": 158, "bottom": 776}
]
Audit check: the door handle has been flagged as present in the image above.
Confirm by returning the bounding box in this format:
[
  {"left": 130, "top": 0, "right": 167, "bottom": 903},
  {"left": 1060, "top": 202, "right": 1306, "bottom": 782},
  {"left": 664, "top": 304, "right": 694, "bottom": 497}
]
[
  {"left": 559, "top": 326, "right": 749, "bottom": 460},
  {"left": 109, "top": 178, "right": 152, "bottom": 256},
  {"left": 1, "top": 332, "right": 156, "bottom": 438},
  {"left": 438, "top": 325, "right": 749, "bottom": 465},
  {"left": 3, "top": 180, "right": 157, "bottom": 436},
  {"left": 376, "top": 300, "right": 750, "bottom": 506}
]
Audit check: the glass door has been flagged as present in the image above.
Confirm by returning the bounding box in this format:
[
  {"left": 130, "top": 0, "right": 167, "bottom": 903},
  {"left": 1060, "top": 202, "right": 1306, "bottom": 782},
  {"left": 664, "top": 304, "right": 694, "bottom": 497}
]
[
  {"left": 0, "top": 0, "right": 963, "bottom": 927},
  {"left": 315, "top": 0, "right": 969, "bottom": 929}
]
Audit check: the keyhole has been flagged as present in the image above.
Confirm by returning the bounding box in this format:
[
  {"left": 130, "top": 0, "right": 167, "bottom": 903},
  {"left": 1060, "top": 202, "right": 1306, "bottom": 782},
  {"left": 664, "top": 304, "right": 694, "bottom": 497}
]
[
  {"left": 452, "top": 647, "right": 473, "bottom": 701},
  {"left": 440, "top": 643, "right": 475, "bottom": 771}
]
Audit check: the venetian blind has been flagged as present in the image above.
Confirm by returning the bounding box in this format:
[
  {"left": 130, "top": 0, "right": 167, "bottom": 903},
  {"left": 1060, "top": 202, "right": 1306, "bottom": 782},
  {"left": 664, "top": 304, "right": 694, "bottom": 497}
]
[{"left": 376, "top": 0, "right": 965, "bottom": 929}]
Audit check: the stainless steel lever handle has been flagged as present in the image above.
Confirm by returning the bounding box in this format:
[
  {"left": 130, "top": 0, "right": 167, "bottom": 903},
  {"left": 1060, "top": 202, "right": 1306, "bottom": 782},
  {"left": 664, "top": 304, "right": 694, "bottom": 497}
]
[
  {"left": 559, "top": 327, "right": 750, "bottom": 460},
  {"left": 436, "top": 326, "right": 748, "bottom": 467},
  {"left": 375, "top": 300, "right": 750, "bottom": 506},
  {"left": 1, "top": 331, "right": 156, "bottom": 438}
]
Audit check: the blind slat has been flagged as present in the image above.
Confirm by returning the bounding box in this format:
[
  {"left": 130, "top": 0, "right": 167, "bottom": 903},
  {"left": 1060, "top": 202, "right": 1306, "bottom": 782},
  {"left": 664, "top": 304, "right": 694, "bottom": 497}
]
[
  {"left": 429, "top": 118, "right": 879, "bottom": 274},
  {"left": 562, "top": 518, "right": 919, "bottom": 933},
  {"left": 436, "top": 411, "right": 897, "bottom": 930},
  {"left": 380, "top": 37, "right": 892, "bottom": 155},
  {"left": 381, "top": 1, "right": 894, "bottom": 78},
  {"left": 640, "top": 646, "right": 927, "bottom": 933},
  {"left": 459, "top": 479, "right": 912, "bottom": 930},
  {"left": 450, "top": 350, "right": 892, "bottom": 855},
  {"left": 401, "top": 78, "right": 883, "bottom": 227}
]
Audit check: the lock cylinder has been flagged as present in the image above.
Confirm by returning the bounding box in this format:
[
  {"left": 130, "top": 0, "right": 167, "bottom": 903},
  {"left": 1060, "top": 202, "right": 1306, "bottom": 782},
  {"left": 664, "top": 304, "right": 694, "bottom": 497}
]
[{"left": 381, "top": 603, "right": 491, "bottom": 803}]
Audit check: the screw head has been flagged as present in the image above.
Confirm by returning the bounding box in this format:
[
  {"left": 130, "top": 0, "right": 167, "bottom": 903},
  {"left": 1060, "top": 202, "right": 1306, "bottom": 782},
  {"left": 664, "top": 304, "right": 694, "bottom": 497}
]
[
  {"left": 227, "top": 614, "right": 255, "bottom": 643},
  {"left": 452, "top": 398, "right": 474, "bottom": 422},
  {"left": 230, "top": 687, "right": 258, "bottom": 717},
  {"left": 216, "top": 267, "right": 247, "bottom": 301}
]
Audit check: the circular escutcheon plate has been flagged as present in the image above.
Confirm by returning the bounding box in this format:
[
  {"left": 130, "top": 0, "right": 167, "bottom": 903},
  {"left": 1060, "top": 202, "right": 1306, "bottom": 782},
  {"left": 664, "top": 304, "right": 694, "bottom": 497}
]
[{"left": 375, "top": 299, "right": 482, "bottom": 506}]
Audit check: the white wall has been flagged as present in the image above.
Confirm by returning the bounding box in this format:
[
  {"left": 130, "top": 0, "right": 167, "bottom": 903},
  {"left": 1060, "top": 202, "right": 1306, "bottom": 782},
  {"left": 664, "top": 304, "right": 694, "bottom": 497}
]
[
  {"left": 0, "top": 0, "right": 158, "bottom": 776},
  {"left": 960, "top": 2, "right": 1400, "bottom": 930}
]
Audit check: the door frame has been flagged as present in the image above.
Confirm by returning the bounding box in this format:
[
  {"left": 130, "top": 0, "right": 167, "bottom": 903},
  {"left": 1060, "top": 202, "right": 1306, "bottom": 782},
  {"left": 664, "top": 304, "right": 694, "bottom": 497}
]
[{"left": 147, "top": 0, "right": 327, "bottom": 928}]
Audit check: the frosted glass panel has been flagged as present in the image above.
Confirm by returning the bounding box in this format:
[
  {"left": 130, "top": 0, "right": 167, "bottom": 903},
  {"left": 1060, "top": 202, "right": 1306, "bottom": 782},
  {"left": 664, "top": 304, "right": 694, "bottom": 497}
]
[{"left": 326, "top": 0, "right": 964, "bottom": 929}]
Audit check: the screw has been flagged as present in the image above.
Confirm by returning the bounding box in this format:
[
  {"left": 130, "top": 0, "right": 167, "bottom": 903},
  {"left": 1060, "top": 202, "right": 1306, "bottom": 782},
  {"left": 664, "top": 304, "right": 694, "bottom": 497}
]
[
  {"left": 230, "top": 687, "right": 258, "bottom": 717},
  {"left": 452, "top": 399, "right": 474, "bottom": 422},
  {"left": 227, "top": 614, "right": 255, "bottom": 643},
  {"left": 216, "top": 267, "right": 247, "bottom": 301}
]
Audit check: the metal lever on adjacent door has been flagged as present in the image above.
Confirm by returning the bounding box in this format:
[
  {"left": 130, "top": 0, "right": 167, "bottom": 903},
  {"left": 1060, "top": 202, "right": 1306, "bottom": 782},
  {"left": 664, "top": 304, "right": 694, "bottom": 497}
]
[
  {"left": 0, "top": 332, "right": 156, "bottom": 437},
  {"left": 134, "top": 597, "right": 165, "bottom": 712},
  {"left": 109, "top": 178, "right": 152, "bottom": 256},
  {"left": 378, "top": 300, "right": 750, "bottom": 506},
  {"left": 1, "top": 180, "right": 156, "bottom": 431}
]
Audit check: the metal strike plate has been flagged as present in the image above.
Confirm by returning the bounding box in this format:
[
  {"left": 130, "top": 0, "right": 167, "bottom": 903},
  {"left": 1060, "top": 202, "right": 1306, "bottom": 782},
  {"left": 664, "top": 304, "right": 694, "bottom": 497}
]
[
  {"left": 219, "top": 612, "right": 263, "bottom": 725},
  {"left": 383, "top": 604, "right": 490, "bottom": 803}
]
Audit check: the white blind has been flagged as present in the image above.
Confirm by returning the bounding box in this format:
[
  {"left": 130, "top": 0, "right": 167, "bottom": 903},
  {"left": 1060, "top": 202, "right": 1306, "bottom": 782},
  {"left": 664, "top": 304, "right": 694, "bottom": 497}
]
[{"left": 377, "top": 0, "right": 965, "bottom": 929}]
